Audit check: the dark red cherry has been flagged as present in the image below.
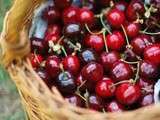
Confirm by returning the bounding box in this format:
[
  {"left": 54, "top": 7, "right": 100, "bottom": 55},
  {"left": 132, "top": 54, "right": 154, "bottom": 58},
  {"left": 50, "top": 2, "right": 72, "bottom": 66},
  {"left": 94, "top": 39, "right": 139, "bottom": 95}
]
[
  {"left": 139, "top": 94, "right": 154, "bottom": 107},
  {"left": 84, "top": 34, "right": 104, "bottom": 52},
  {"left": 75, "top": 74, "right": 87, "bottom": 91},
  {"left": 63, "top": 23, "right": 81, "bottom": 37},
  {"left": 114, "top": 1, "right": 128, "bottom": 11},
  {"left": 116, "top": 83, "right": 141, "bottom": 105},
  {"left": 29, "top": 53, "right": 43, "bottom": 68},
  {"left": 124, "top": 22, "right": 140, "bottom": 38},
  {"left": 46, "top": 56, "right": 61, "bottom": 78},
  {"left": 81, "top": 62, "right": 104, "bottom": 83},
  {"left": 42, "top": 6, "right": 61, "bottom": 23},
  {"left": 99, "top": 0, "right": 111, "bottom": 5},
  {"left": 100, "top": 51, "right": 120, "bottom": 72},
  {"left": 106, "top": 31, "right": 125, "bottom": 51},
  {"left": 88, "top": 94, "right": 103, "bottom": 111},
  {"left": 140, "top": 60, "right": 159, "bottom": 79},
  {"left": 79, "top": 49, "right": 97, "bottom": 64},
  {"left": 126, "top": 0, "right": 145, "bottom": 21},
  {"left": 65, "top": 95, "right": 83, "bottom": 107},
  {"left": 131, "top": 35, "right": 153, "bottom": 56},
  {"left": 78, "top": 8, "right": 94, "bottom": 26},
  {"left": 105, "top": 100, "right": 124, "bottom": 112},
  {"left": 123, "top": 48, "right": 138, "bottom": 62},
  {"left": 144, "top": 44, "right": 160, "bottom": 66},
  {"left": 138, "top": 78, "right": 154, "bottom": 89},
  {"left": 54, "top": 0, "right": 72, "bottom": 10},
  {"left": 110, "top": 61, "right": 133, "bottom": 82},
  {"left": 106, "top": 8, "right": 125, "bottom": 28},
  {"left": 96, "top": 77, "right": 115, "bottom": 98},
  {"left": 62, "top": 55, "right": 80, "bottom": 75},
  {"left": 63, "top": 6, "right": 79, "bottom": 24},
  {"left": 56, "top": 71, "right": 76, "bottom": 94}
]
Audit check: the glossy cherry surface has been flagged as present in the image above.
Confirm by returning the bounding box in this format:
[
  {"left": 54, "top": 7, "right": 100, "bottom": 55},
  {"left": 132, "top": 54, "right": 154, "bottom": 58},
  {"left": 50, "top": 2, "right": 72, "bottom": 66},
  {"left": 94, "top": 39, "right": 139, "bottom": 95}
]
[
  {"left": 30, "top": 54, "right": 43, "bottom": 68},
  {"left": 65, "top": 95, "right": 83, "bottom": 107},
  {"left": 54, "top": 0, "right": 73, "bottom": 10},
  {"left": 105, "top": 100, "right": 124, "bottom": 112},
  {"left": 139, "top": 94, "right": 154, "bottom": 107}
]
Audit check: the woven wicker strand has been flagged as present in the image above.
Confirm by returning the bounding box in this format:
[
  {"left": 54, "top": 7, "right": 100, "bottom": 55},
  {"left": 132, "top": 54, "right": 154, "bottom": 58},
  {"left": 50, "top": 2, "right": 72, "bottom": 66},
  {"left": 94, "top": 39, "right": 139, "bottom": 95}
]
[{"left": 1, "top": 0, "right": 160, "bottom": 120}]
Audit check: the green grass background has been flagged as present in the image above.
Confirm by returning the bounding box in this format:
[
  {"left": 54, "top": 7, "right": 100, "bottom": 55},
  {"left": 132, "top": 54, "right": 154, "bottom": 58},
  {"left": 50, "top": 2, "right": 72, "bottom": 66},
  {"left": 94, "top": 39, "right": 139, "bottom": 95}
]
[{"left": 0, "top": 0, "right": 25, "bottom": 119}]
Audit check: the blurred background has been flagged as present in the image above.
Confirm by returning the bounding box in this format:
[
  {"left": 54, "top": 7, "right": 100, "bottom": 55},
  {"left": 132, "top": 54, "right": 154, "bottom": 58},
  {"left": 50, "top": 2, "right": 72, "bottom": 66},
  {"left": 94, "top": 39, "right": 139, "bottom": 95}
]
[{"left": 0, "top": 0, "right": 25, "bottom": 119}]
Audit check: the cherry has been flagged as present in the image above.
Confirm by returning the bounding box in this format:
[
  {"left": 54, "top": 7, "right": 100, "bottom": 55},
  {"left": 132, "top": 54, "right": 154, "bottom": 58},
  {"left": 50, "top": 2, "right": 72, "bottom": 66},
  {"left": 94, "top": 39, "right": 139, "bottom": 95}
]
[
  {"left": 88, "top": 94, "right": 103, "bottom": 111},
  {"left": 138, "top": 78, "right": 154, "bottom": 89},
  {"left": 106, "top": 8, "right": 125, "bottom": 28},
  {"left": 78, "top": 8, "right": 94, "bottom": 26},
  {"left": 29, "top": 53, "right": 43, "bottom": 68},
  {"left": 96, "top": 77, "right": 115, "bottom": 98},
  {"left": 139, "top": 60, "right": 158, "bottom": 79},
  {"left": 106, "top": 31, "right": 125, "bottom": 51},
  {"left": 115, "top": 83, "right": 141, "bottom": 105},
  {"left": 139, "top": 93, "right": 154, "bottom": 107},
  {"left": 105, "top": 100, "right": 124, "bottom": 112},
  {"left": 72, "top": 0, "right": 82, "bottom": 7},
  {"left": 62, "top": 55, "right": 80, "bottom": 75},
  {"left": 63, "top": 6, "right": 79, "bottom": 24},
  {"left": 114, "top": 1, "right": 128, "bottom": 11},
  {"left": 123, "top": 48, "right": 138, "bottom": 62},
  {"left": 76, "top": 74, "right": 87, "bottom": 91},
  {"left": 65, "top": 95, "right": 83, "bottom": 107},
  {"left": 84, "top": 34, "right": 104, "bottom": 52},
  {"left": 63, "top": 23, "right": 82, "bottom": 37},
  {"left": 110, "top": 61, "right": 133, "bottom": 82},
  {"left": 46, "top": 56, "right": 61, "bottom": 78},
  {"left": 42, "top": 6, "right": 61, "bottom": 23},
  {"left": 131, "top": 35, "right": 153, "bottom": 56},
  {"left": 100, "top": 51, "right": 120, "bottom": 72},
  {"left": 54, "top": 0, "right": 73, "bottom": 10},
  {"left": 56, "top": 71, "right": 76, "bottom": 94},
  {"left": 81, "top": 62, "right": 103, "bottom": 83},
  {"left": 99, "top": 0, "right": 111, "bottom": 5},
  {"left": 144, "top": 44, "right": 160, "bottom": 66},
  {"left": 124, "top": 22, "right": 140, "bottom": 38},
  {"left": 79, "top": 49, "right": 97, "bottom": 64},
  {"left": 126, "top": 0, "right": 145, "bottom": 21},
  {"left": 36, "top": 68, "right": 50, "bottom": 83}
]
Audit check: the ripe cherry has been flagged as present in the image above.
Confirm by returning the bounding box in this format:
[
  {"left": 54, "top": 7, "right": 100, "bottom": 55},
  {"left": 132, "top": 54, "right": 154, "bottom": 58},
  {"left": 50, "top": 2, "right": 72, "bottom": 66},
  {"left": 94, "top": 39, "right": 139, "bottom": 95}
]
[
  {"left": 96, "top": 77, "right": 115, "bottom": 98},
  {"left": 46, "top": 56, "right": 61, "bottom": 78},
  {"left": 84, "top": 34, "right": 104, "bottom": 52},
  {"left": 124, "top": 48, "right": 138, "bottom": 62},
  {"left": 110, "top": 61, "right": 133, "bottom": 82},
  {"left": 81, "top": 62, "right": 104, "bottom": 83},
  {"left": 139, "top": 93, "right": 154, "bottom": 107},
  {"left": 29, "top": 53, "right": 43, "bottom": 68},
  {"left": 116, "top": 83, "right": 141, "bottom": 105},
  {"left": 114, "top": 1, "right": 128, "bottom": 11},
  {"left": 144, "top": 44, "right": 160, "bottom": 66},
  {"left": 105, "top": 100, "right": 124, "bottom": 112},
  {"left": 62, "top": 55, "right": 80, "bottom": 75},
  {"left": 99, "top": 0, "right": 111, "bottom": 5},
  {"left": 138, "top": 78, "right": 154, "bottom": 89},
  {"left": 65, "top": 95, "right": 84, "bottom": 107},
  {"left": 106, "top": 8, "right": 125, "bottom": 28},
  {"left": 54, "top": 0, "right": 72, "bottom": 10},
  {"left": 140, "top": 60, "right": 158, "bottom": 79},
  {"left": 100, "top": 51, "right": 120, "bottom": 72},
  {"left": 106, "top": 31, "right": 125, "bottom": 51},
  {"left": 75, "top": 74, "right": 87, "bottom": 91},
  {"left": 36, "top": 68, "right": 50, "bottom": 83}
]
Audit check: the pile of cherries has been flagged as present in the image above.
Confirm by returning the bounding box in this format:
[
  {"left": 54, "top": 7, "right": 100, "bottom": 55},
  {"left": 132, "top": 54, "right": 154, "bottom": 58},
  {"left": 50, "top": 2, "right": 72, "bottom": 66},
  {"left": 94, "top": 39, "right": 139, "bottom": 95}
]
[{"left": 29, "top": 0, "right": 160, "bottom": 112}]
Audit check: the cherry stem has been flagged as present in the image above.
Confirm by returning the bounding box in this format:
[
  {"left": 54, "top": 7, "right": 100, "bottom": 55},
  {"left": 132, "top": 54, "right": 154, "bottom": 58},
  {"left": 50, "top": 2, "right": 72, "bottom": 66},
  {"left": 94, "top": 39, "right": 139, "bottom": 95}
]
[
  {"left": 85, "top": 24, "right": 103, "bottom": 35},
  {"left": 61, "top": 46, "right": 67, "bottom": 57},
  {"left": 133, "top": 62, "right": 140, "bottom": 83},
  {"left": 100, "top": 14, "right": 112, "bottom": 34},
  {"left": 84, "top": 89, "right": 89, "bottom": 108},
  {"left": 75, "top": 92, "right": 87, "bottom": 102},
  {"left": 110, "top": 80, "right": 131, "bottom": 88},
  {"left": 102, "top": 30, "right": 109, "bottom": 53},
  {"left": 34, "top": 50, "right": 41, "bottom": 64},
  {"left": 77, "top": 80, "right": 87, "bottom": 91},
  {"left": 121, "top": 59, "right": 139, "bottom": 64},
  {"left": 140, "top": 30, "right": 160, "bottom": 35},
  {"left": 121, "top": 24, "right": 131, "bottom": 49},
  {"left": 67, "top": 41, "right": 81, "bottom": 52},
  {"left": 57, "top": 36, "right": 65, "bottom": 44}
]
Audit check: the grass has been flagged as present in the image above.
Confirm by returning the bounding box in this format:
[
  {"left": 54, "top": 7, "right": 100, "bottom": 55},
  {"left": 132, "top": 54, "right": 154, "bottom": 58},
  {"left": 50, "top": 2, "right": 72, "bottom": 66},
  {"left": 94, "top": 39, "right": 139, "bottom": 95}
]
[{"left": 0, "top": 0, "right": 25, "bottom": 119}]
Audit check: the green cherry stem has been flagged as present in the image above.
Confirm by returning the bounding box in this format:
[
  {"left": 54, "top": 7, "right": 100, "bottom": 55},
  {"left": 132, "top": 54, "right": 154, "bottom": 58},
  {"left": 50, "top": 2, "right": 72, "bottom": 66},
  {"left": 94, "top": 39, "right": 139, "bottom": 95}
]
[
  {"left": 133, "top": 62, "right": 140, "bottom": 83},
  {"left": 140, "top": 30, "right": 160, "bottom": 35},
  {"left": 102, "top": 30, "right": 109, "bottom": 53},
  {"left": 61, "top": 46, "right": 67, "bottom": 57},
  {"left": 121, "top": 59, "right": 139, "bottom": 64},
  {"left": 85, "top": 23, "right": 103, "bottom": 35}
]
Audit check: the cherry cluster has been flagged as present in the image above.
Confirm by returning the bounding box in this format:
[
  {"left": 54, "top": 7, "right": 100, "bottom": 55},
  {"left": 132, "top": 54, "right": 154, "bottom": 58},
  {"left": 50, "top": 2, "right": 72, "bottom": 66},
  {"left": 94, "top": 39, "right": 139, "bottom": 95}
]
[{"left": 29, "top": 0, "right": 160, "bottom": 112}]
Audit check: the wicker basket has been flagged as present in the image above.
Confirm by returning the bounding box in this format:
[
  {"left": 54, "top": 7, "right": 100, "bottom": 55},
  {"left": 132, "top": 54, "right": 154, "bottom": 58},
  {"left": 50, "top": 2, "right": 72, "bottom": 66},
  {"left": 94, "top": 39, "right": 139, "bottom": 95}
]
[{"left": 0, "top": 0, "right": 160, "bottom": 120}]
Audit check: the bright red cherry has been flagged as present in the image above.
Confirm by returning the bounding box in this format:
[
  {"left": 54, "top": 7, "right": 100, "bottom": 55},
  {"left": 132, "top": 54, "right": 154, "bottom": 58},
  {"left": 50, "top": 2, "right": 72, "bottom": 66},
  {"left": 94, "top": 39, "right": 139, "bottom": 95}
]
[
  {"left": 106, "top": 31, "right": 125, "bottom": 51},
  {"left": 63, "top": 6, "right": 79, "bottom": 24},
  {"left": 65, "top": 95, "right": 84, "bottom": 107},
  {"left": 29, "top": 53, "right": 43, "bottom": 68},
  {"left": 124, "top": 22, "right": 140, "bottom": 38},
  {"left": 100, "top": 51, "right": 120, "bottom": 72},
  {"left": 131, "top": 35, "right": 153, "bottom": 56},
  {"left": 144, "top": 44, "right": 160, "bottom": 66},
  {"left": 54, "top": 0, "right": 72, "bottom": 10},
  {"left": 46, "top": 56, "right": 61, "bottom": 78},
  {"left": 81, "top": 62, "right": 104, "bottom": 83},
  {"left": 78, "top": 8, "right": 94, "bottom": 26},
  {"left": 96, "top": 77, "right": 115, "bottom": 98},
  {"left": 126, "top": 0, "right": 145, "bottom": 21},
  {"left": 42, "top": 6, "right": 61, "bottom": 23},
  {"left": 106, "top": 8, "right": 125, "bottom": 28},
  {"left": 139, "top": 94, "right": 154, "bottom": 107},
  {"left": 105, "top": 100, "right": 124, "bottom": 112},
  {"left": 110, "top": 61, "right": 133, "bottom": 82},
  {"left": 140, "top": 60, "right": 158, "bottom": 79},
  {"left": 84, "top": 34, "right": 104, "bottom": 52},
  {"left": 116, "top": 83, "right": 141, "bottom": 105},
  {"left": 62, "top": 55, "right": 80, "bottom": 75},
  {"left": 114, "top": 1, "right": 128, "bottom": 11}
]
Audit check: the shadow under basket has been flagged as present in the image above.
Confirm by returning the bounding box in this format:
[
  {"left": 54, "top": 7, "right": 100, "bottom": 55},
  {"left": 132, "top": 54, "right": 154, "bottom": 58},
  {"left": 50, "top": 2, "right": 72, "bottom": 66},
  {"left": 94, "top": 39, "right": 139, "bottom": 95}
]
[{"left": 0, "top": 0, "right": 160, "bottom": 120}]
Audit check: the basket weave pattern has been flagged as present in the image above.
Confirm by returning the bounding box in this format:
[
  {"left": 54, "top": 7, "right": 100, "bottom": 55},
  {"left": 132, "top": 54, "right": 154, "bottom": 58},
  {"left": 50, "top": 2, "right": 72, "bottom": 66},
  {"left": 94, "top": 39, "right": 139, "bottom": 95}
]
[{"left": 1, "top": 0, "right": 160, "bottom": 120}]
